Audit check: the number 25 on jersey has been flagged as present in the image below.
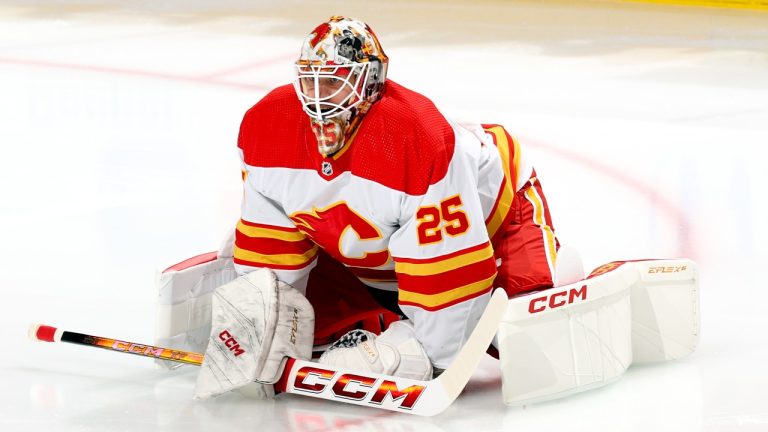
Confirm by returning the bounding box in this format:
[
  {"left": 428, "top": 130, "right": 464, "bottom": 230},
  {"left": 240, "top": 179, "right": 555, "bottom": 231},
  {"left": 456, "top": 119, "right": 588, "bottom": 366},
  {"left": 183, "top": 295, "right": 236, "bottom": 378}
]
[{"left": 416, "top": 195, "right": 470, "bottom": 245}]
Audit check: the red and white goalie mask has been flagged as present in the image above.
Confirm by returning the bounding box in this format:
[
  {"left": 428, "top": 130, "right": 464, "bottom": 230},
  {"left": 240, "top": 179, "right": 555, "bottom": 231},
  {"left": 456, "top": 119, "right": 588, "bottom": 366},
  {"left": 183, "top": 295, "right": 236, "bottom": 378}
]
[{"left": 294, "top": 16, "right": 388, "bottom": 156}]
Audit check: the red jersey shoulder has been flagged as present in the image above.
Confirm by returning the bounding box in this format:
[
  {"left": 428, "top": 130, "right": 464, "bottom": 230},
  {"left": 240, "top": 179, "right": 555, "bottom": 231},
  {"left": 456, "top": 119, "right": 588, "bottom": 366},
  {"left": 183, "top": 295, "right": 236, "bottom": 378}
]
[
  {"left": 238, "top": 84, "right": 314, "bottom": 170},
  {"left": 350, "top": 81, "right": 455, "bottom": 195}
]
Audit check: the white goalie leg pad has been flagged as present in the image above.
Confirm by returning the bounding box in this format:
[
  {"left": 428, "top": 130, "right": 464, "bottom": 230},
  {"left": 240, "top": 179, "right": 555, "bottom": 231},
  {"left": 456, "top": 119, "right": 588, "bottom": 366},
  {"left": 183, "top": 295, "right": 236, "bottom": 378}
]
[
  {"left": 497, "top": 259, "right": 699, "bottom": 406},
  {"left": 155, "top": 230, "right": 238, "bottom": 369},
  {"left": 629, "top": 259, "right": 699, "bottom": 363},
  {"left": 318, "top": 320, "right": 433, "bottom": 381},
  {"left": 155, "top": 252, "right": 238, "bottom": 369},
  {"left": 498, "top": 263, "right": 635, "bottom": 406},
  {"left": 194, "top": 268, "right": 315, "bottom": 400}
]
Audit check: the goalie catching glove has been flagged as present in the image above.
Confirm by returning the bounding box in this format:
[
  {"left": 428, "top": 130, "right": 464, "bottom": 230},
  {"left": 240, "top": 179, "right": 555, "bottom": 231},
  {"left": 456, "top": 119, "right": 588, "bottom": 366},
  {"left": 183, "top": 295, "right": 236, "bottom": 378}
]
[
  {"left": 319, "top": 320, "right": 433, "bottom": 381},
  {"left": 194, "top": 268, "right": 314, "bottom": 400}
]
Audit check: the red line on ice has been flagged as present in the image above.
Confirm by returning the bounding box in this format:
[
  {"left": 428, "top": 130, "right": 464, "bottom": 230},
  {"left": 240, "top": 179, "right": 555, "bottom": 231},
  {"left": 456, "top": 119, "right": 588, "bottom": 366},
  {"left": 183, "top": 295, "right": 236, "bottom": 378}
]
[
  {"left": 198, "top": 53, "right": 297, "bottom": 79},
  {"left": 523, "top": 136, "right": 693, "bottom": 259},
  {"left": 0, "top": 56, "right": 276, "bottom": 91}
]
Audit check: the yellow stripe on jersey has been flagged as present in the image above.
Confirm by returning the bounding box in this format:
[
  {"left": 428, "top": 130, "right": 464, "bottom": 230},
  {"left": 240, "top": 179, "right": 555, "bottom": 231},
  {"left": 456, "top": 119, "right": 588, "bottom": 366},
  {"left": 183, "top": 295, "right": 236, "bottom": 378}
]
[
  {"left": 398, "top": 274, "right": 496, "bottom": 309},
  {"left": 484, "top": 125, "right": 522, "bottom": 240},
  {"left": 236, "top": 220, "right": 307, "bottom": 242},
  {"left": 233, "top": 244, "right": 319, "bottom": 266},
  {"left": 485, "top": 179, "right": 514, "bottom": 241},
  {"left": 524, "top": 181, "right": 558, "bottom": 271},
  {"left": 394, "top": 242, "right": 494, "bottom": 277},
  {"left": 488, "top": 126, "right": 513, "bottom": 185},
  {"left": 511, "top": 136, "right": 522, "bottom": 187}
]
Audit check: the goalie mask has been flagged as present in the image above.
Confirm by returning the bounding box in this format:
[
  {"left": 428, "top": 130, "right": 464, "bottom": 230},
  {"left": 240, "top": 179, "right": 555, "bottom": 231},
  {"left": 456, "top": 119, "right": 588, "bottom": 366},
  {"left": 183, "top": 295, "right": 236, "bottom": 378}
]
[{"left": 294, "top": 16, "right": 388, "bottom": 156}]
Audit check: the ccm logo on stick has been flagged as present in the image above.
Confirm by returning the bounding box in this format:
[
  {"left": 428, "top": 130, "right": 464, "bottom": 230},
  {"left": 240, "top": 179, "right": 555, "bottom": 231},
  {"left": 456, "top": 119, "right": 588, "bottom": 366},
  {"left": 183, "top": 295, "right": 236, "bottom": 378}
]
[
  {"left": 293, "top": 366, "right": 426, "bottom": 410},
  {"left": 528, "top": 285, "right": 588, "bottom": 314},
  {"left": 219, "top": 330, "right": 245, "bottom": 356}
]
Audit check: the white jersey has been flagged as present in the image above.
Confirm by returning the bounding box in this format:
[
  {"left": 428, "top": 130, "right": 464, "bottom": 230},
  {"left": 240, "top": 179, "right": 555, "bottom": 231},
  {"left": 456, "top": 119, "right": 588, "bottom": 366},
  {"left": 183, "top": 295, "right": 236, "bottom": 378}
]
[{"left": 234, "top": 81, "right": 532, "bottom": 368}]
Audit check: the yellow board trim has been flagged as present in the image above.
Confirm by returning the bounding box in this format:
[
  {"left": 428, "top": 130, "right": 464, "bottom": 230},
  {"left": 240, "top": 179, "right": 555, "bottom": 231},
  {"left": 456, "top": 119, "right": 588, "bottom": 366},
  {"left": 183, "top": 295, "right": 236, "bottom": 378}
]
[
  {"left": 395, "top": 243, "right": 494, "bottom": 277},
  {"left": 234, "top": 244, "right": 318, "bottom": 266},
  {"left": 398, "top": 274, "right": 496, "bottom": 308},
  {"left": 236, "top": 221, "right": 306, "bottom": 242},
  {"left": 621, "top": 0, "right": 768, "bottom": 10}
]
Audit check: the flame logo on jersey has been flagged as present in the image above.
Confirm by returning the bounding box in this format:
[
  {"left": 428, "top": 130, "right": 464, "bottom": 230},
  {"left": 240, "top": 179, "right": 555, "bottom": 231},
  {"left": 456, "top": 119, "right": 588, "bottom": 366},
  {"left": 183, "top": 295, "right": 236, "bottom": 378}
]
[{"left": 290, "top": 202, "right": 390, "bottom": 268}]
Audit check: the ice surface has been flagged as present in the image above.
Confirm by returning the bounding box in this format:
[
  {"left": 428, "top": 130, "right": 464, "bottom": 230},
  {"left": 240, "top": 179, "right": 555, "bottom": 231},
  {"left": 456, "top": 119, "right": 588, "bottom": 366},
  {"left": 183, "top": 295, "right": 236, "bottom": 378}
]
[{"left": 1, "top": 1, "right": 767, "bottom": 431}]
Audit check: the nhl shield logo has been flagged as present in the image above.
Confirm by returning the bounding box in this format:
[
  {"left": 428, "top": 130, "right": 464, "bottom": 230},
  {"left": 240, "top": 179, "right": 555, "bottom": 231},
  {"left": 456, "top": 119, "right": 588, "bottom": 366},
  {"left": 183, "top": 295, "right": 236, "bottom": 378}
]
[{"left": 321, "top": 161, "right": 333, "bottom": 176}]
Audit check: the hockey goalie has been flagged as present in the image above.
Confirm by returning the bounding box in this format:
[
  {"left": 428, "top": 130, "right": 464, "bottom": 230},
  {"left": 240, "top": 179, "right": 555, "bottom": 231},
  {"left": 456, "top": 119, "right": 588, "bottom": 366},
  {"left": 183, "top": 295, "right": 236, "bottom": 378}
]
[{"left": 155, "top": 16, "right": 699, "bottom": 407}]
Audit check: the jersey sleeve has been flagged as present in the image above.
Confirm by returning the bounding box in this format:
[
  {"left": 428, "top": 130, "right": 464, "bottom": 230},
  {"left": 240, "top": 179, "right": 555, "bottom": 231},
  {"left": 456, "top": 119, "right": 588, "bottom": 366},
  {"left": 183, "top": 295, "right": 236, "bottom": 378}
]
[
  {"left": 233, "top": 148, "right": 319, "bottom": 293},
  {"left": 388, "top": 126, "right": 499, "bottom": 369},
  {"left": 479, "top": 123, "right": 533, "bottom": 243}
]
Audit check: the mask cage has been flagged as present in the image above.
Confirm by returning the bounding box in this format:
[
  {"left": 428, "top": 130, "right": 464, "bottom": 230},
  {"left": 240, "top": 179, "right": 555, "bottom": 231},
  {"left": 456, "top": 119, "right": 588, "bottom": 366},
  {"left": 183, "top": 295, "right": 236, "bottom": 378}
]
[{"left": 294, "top": 62, "right": 371, "bottom": 120}]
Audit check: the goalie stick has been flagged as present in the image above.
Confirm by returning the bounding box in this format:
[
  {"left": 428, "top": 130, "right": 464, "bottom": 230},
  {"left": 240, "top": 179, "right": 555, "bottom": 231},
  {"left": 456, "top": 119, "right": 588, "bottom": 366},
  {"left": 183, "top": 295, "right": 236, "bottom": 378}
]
[{"left": 29, "top": 289, "right": 507, "bottom": 416}]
